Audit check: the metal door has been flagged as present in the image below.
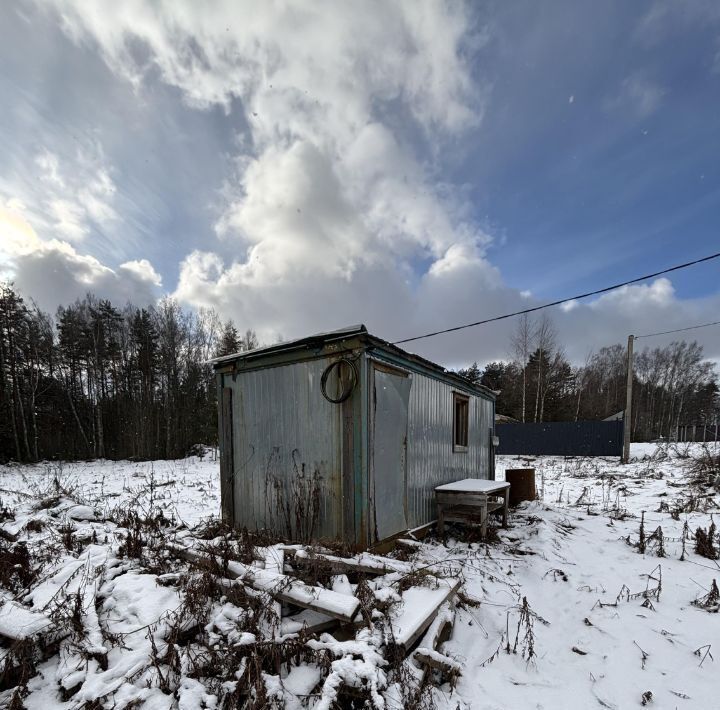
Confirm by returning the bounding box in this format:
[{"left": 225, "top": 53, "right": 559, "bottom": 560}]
[{"left": 371, "top": 367, "right": 411, "bottom": 541}]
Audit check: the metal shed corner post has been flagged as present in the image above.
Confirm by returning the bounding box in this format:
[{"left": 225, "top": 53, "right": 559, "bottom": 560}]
[
  {"left": 490, "top": 396, "right": 497, "bottom": 481},
  {"left": 219, "top": 376, "right": 235, "bottom": 523}
]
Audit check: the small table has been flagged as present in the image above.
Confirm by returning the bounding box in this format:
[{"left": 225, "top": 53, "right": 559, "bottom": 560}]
[{"left": 435, "top": 479, "right": 510, "bottom": 538}]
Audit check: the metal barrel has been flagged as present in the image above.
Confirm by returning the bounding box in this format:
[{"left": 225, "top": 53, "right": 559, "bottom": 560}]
[{"left": 505, "top": 468, "right": 536, "bottom": 506}]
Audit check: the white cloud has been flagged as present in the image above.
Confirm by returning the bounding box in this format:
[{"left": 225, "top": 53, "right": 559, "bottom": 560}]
[
  {"left": 44, "top": 0, "right": 489, "bottom": 314},
  {"left": 50, "top": 198, "right": 89, "bottom": 241},
  {"left": 605, "top": 73, "right": 665, "bottom": 118},
  {"left": 119, "top": 258, "right": 162, "bottom": 286},
  {"left": 635, "top": 1, "right": 720, "bottom": 46},
  {"left": 4, "top": 144, "right": 121, "bottom": 246},
  {"left": 22, "top": 1, "right": 720, "bottom": 367},
  {"left": 35, "top": 150, "right": 64, "bottom": 187},
  {"left": 48, "top": 1, "right": 480, "bottom": 131},
  {"left": 713, "top": 43, "right": 720, "bottom": 74},
  {"left": 590, "top": 277, "right": 675, "bottom": 312},
  {"left": 0, "top": 199, "right": 161, "bottom": 311},
  {"left": 0, "top": 198, "right": 42, "bottom": 258},
  {"left": 39, "top": 148, "right": 118, "bottom": 241}
]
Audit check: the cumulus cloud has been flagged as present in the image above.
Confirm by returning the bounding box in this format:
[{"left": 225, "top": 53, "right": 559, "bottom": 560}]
[
  {"left": 43, "top": 0, "right": 493, "bottom": 340},
  {"left": 524, "top": 278, "right": 720, "bottom": 366},
  {"left": 47, "top": 1, "right": 480, "bottom": 128},
  {"left": 0, "top": 199, "right": 161, "bottom": 312},
  {"left": 16, "top": 1, "right": 720, "bottom": 367},
  {"left": 119, "top": 259, "right": 163, "bottom": 287}
]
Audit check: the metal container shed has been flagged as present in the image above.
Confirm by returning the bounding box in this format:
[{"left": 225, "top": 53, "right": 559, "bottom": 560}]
[{"left": 212, "top": 325, "right": 496, "bottom": 547}]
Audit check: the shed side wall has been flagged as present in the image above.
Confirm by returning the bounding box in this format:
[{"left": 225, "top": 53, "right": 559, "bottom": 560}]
[
  {"left": 222, "top": 358, "right": 344, "bottom": 540},
  {"left": 405, "top": 373, "right": 494, "bottom": 528}
]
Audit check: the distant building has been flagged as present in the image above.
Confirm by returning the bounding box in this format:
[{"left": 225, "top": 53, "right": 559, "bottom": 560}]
[{"left": 212, "top": 325, "right": 497, "bottom": 545}]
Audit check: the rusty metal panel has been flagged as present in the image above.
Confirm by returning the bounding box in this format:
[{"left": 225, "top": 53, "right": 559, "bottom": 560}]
[
  {"left": 228, "top": 358, "right": 344, "bottom": 540},
  {"left": 405, "top": 373, "right": 494, "bottom": 529}
]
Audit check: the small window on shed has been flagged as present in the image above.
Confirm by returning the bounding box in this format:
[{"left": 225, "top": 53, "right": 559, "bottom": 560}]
[{"left": 453, "top": 393, "right": 469, "bottom": 451}]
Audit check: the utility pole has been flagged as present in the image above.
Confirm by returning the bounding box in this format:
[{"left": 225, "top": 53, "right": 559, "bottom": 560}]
[{"left": 622, "top": 334, "right": 634, "bottom": 464}]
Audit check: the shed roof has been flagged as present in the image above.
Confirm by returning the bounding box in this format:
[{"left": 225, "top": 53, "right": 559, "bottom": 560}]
[
  {"left": 210, "top": 324, "right": 365, "bottom": 366},
  {"left": 212, "top": 324, "right": 495, "bottom": 400}
]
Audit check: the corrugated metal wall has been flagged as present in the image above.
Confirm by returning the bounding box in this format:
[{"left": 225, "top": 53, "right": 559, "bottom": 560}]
[
  {"left": 220, "top": 350, "right": 495, "bottom": 543},
  {"left": 404, "top": 371, "right": 494, "bottom": 528},
  {"left": 225, "top": 358, "right": 344, "bottom": 540}
]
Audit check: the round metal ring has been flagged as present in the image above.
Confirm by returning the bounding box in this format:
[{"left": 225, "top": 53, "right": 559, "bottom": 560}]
[{"left": 320, "top": 358, "right": 358, "bottom": 403}]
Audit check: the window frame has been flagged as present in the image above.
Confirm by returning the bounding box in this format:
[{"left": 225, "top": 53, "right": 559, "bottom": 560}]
[{"left": 452, "top": 392, "right": 470, "bottom": 452}]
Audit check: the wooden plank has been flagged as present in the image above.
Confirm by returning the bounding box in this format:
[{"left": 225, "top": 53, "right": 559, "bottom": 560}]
[
  {"left": 395, "top": 538, "right": 423, "bottom": 549},
  {"left": 168, "top": 545, "right": 360, "bottom": 622},
  {"left": 417, "top": 601, "right": 455, "bottom": 651},
  {"left": 280, "top": 609, "right": 339, "bottom": 636},
  {"left": 413, "top": 601, "right": 457, "bottom": 679},
  {"left": 437, "top": 492, "right": 490, "bottom": 505},
  {"left": 220, "top": 386, "right": 234, "bottom": 523},
  {"left": 290, "top": 548, "right": 413, "bottom": 575},
  {"left": 435, "top": 479, "right": 509, "bottom": 493},
  {"left": 414, "top": 649, "right": 462, "bottom": 676},
  {"left": 389, "top": 578, "right": 461, "bottom": 650}
]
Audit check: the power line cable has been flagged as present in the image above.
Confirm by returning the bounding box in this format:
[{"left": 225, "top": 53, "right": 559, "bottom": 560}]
[
  {"left": 635, "top": 320, "right": 720, "bottom": 340},
  {"left": 393, "top": 250, "right": 720, "bottom": 345}
]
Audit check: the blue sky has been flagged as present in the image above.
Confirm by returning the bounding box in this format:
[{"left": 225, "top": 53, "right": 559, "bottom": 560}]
[
  {"left": 461, "top": 1, "right": 720, "bottom": 302},
  {"left": 1, "top": 0, "right": 719, "bottom": 365}
]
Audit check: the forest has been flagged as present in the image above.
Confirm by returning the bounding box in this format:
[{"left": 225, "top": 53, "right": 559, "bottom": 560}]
[
  {"left": 0, "top": 282, "right": 254, "bottom": 463},
  {"left": 1, "top": 283, "right": 718, "bottom": 463},
  {"left": 458, "top": 314, "right": 719, "bottom": 441}
]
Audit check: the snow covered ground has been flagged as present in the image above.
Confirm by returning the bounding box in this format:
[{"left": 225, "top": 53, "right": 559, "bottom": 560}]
[
  {"left": 1, "top": 443, "right": 718, "bottom": 709},
  {"left": 0, "top": 452, "right": 221, "bottom": 530}
]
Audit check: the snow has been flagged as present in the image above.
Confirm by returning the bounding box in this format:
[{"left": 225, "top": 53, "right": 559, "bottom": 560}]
[
  {"left": 2, "top": 442, "right": 719, "bottom": 708},
  {"left": 101, "top": 571, "right": 181, "bottom": 640},
  {"left": 0, "top": 452, "right": 221, "bottom": 527},
  {"left": 435, "top": 479, "right": 510, "bottom": 493},
  {"left": 65, "top": 504, "right": 98, "bottom": 521},
  {"left": 0, "top": 602, "right": 52, "bottom": 640},
  {"left": 444, "top": 443, "right": 720, "bottom": 709},
  {"left": 389, "top": 579, "right": 458, "bottom": 647}
]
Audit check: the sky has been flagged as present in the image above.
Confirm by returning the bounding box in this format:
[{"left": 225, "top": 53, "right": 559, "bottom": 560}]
[{"left": 1, "top": 0, "right": 719, "bottom": 367}]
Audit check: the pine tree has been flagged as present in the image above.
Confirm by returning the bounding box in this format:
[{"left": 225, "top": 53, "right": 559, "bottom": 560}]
[{"left": 216, "top": 320, "right": 242, "bottom": 357}]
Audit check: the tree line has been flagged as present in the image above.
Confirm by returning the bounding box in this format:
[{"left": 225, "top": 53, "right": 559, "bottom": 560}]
[
  {"left": 0, "top": 283, "right": 256, "bottom": 463},
  {"left": 3, "top": 279, "right": 718, "bottom": 461},
  {"left": 457, "top": 314, "right": 719, "bottom": 441}
]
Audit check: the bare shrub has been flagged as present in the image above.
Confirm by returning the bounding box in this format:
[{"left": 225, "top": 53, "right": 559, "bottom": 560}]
[
  {"left": 694, "top": 521, "right": 718, "bottom": 560},
  {"left": 505, "top": 596, "right": 549, "bottom": 663},
  {"left": 688, "top": 445, "right": 720, "bottom": 488},
  {"left": 692, "top": 579, "right": 719, "bottom": 613},
  {"left": 0, "top": 497, "right": 14, "bottom": 523},
  {"left": 0, "top": 540, "right": 35, "bottom": 592},
  {"left": 266, "top": 459, "right": 322, "bottom": 542}
]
